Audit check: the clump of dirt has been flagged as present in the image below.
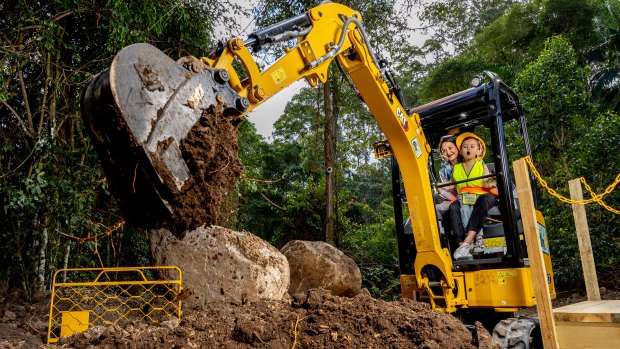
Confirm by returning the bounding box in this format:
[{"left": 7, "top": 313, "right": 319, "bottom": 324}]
[
  {"left": 2, "top": 288, "right": 499, "bottom": 348},
  {"left": 0, "top": 293, "right": 51, "bottom": 348},
  {"left": 167, "top": 104, "right": 243, "bottom": 235}
]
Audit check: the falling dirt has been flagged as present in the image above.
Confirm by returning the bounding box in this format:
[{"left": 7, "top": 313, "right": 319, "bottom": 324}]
[
  {"left": 163, "top": 104, "right": 244, "bottom": 236},
  {"left": 0, "top": 288, "right": 504, "bottom": 349}
]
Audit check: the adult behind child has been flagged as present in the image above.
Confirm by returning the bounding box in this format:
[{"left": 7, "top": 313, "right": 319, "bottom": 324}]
[
  {"left": 434, "top": 135, "right": 459, "bottom": 211},
  {"left": 449, "top": 132, "right": 498, "bottom": 260}
]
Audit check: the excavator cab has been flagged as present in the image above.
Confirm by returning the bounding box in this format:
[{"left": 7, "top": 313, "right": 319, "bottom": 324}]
[
  {"left": 389, "top": 71, "right": 556, "bottom": 344},
  {"left": 411, "top": 71, "right": 535, "bottom": 268}
]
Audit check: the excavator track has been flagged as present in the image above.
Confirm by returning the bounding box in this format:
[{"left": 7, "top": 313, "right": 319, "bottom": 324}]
[
  {"left": 81, "top": 44, "right": 248, "bottom": 235},
  {"left": 492, "top": 316, "right": 542, "bottom": 349}
]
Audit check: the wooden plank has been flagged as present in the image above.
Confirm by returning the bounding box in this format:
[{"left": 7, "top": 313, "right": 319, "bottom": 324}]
[
  {"left": 514, "top": 158, "right": 559, "bottom": 349},
  {"left": 568, "top": 179, "right": 601, "bottom": 301},
  {"left": 555, "top": 321, "right": 620, "bottom": 349},
  {"left": 554, "top": 300, "right": 620, "bottom": 323}
]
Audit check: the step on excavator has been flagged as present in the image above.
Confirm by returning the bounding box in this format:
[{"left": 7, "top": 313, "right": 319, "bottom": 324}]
[{"left": 81, "top": 2, "right": 555, "bottom": 347}]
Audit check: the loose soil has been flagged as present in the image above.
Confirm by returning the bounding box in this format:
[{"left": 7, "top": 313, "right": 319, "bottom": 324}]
[
  {"left": 82, "top": 58, "right": 244, "bottom": 236},
  {"left": 1, "top": 288, "right": 501, "bottom": 349},
  {"left": 3, "top": 286, "right": 619, "bottom": 348},
  {"left": 169, "top": 104, "right": 244, "bottom": 235}
]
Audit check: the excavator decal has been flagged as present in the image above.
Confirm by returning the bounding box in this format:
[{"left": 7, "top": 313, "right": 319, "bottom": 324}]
[
  {"left": 396, "top": 106, "right": 408, "bottom": 131},
  {"left": 411, "top": 138, "right": 422, "bottom": 159}
]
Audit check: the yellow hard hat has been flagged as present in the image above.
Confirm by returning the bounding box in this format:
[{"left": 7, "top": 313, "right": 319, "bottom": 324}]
[{"left": 456, "top": 132, "right": 486, "bottom": 159}]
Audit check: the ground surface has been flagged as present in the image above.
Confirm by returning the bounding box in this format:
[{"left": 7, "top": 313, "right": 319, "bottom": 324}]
[
  {"left": 0, "top": 288, "right": 500, "bottom": 349},
  {"left": 2, "top": 286, "right": 618, "bottom": 348}
]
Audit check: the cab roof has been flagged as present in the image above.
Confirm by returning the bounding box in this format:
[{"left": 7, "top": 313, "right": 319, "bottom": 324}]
[{"left": 410, "top": 79, "right": 523, "bottom": 149}]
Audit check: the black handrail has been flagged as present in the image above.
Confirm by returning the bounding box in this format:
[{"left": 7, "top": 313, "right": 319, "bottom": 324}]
[{"left": 435, "top": 174, "right": 496, "bottom": 188}]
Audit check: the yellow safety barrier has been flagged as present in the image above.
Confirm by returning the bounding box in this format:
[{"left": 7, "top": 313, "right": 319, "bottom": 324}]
[
  {"left": 524, "top": 156, "right": 620, "bottom": 214},
  {"left": 47, "top": 266, "right": 183, "bottom": 344}
]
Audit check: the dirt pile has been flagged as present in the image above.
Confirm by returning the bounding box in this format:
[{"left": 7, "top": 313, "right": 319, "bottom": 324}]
[{"left": 1, "top": 288, "right": 501, "bottom": 348}]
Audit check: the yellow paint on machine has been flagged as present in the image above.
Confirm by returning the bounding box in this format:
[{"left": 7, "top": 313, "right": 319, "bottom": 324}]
[
  {"left": 465, "top": 268, "right": 537, "bottom": 308},
  {"left": 271, "top": 67, "right": 287, "bottom": 84}
]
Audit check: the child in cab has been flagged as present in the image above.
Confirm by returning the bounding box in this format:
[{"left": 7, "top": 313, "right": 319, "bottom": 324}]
[{"left": 449, "top": 132, "right": 498, "bottom": 260}]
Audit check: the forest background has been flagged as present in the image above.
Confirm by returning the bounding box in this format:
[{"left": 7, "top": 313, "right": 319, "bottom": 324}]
[{"left": 1, "top": 0, "right": 619, "bottom": 300}]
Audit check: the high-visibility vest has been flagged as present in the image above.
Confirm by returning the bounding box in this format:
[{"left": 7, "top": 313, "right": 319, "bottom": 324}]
[{"left": 453, "top": 161, "right": 489, "bottom": 194}]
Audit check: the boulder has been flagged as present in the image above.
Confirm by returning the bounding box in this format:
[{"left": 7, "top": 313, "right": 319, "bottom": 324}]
[
  {"left": 281, "top": 240, "right": 361, "bottom": 297},
  {"left": 151, "top": 226, "right": 290, "bottom": 308}
]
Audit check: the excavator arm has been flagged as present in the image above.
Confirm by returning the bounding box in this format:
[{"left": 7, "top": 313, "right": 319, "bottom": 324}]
[{"left": 81, "top": 2, "right": 459, "bottom": 311}]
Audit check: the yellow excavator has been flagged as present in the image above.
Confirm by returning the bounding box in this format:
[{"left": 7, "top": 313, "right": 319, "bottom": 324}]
[{"left": 81, "top": 2, "right": 555, "bottom": 347}]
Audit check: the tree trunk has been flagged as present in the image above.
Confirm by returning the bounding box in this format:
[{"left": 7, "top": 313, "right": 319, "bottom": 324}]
[
  {"left": 62, "top": 242, "right": 71, "bottom": 283},
  {"left": 331, "top": 78, "right": 340, "bottom": 245},
  {"left": 324, "top": 80, "right": 336, "bottom": 244},
  {"left": 36, "top": 224, "right": 48, "bottom": 292}
]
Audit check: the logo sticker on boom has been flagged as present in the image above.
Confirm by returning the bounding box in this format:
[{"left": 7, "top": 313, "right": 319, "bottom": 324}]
[
  {"left": 271, "top": 68, "right": 287, "bottom": 84},
  {"left": 396, "top": 107, "right": 408, "bottom": 131},
  {"left": 411, "top": 138, "right": 422, "bottom": 158}
]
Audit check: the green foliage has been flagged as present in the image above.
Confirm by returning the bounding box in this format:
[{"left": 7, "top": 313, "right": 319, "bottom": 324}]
[
  {"left": 412, "top": 0, "right": 519, "bottom": 56},
  {"left": 513, "top": 36, "right": 587, "bottom": 282},
  {"left": 539, "top": 0, "right": 598, "bottom": 56},
  {"left": 340, "top": 217, "right": 401, "bottom": 299},
  {"left": 417, "top": 54, "right": 486, "bottom": 102},
  {"left": 571, "top": 109, "right": 620, "bottom": 276},
  {"left": 588, "top": 0, "right": 620, "bottom": 111},
  {"left": 512, "top": 35, "right": 620, "bottom": 284},
  {"left": 472, "top": 1, "right": 544, "bottom": 70},
  {"left": 235, "top": 117, "right": 324, "bottom": 245},
  {"left": 0, "top": 0, "right": 236, "bottom": 294},
  {"left": 515, "top": 35, "right": 589, "bottom": 168}
]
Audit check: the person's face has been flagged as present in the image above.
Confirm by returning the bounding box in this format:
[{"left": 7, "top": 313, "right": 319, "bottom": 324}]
[
  {"left": 461, "top": 138, "right": 481, "bottom": 161},
  {"left": 440, "top": 141, "right": 458, "bottom": 163}
]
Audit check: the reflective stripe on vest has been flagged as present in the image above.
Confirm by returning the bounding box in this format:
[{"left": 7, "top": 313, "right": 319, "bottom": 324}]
[{"left": 453, "top": 161, "right": 487, "bottom": 194}]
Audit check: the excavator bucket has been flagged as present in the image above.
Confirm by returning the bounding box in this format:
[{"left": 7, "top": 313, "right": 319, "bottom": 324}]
[{"left": 81, "top": 44, "right": 248, "bottom": 235}]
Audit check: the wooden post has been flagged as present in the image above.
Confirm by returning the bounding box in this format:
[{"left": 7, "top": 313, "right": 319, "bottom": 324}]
[
  {"left": 513, "top": 158, "right": 559, "bottom": 349},
  {"left": 568, "top": 179, "right": 601, "bottom": 301}
]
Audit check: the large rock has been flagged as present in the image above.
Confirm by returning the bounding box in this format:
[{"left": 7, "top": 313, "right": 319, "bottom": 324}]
[
  {"left": 281, "top": 240, "right": 361, "bottom": 297},
  {"left": 151, "top": 226, "right": 289, "bottom": 308}
]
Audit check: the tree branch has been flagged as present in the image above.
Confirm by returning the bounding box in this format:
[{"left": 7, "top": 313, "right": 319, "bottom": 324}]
[
  {"left": 259, "top": 191, "right": 286, "bottom": 211},
  {"left": 17, "top": 70, "right": 34, "bottom": 135},
  {"left": 56, "top": 220, "right": 125, "bottom": 243},
  {"left": 1, "top": 100, "right": 32, "bottom": 138},
  {"left": 38, "top": 53, "right": 51, "bottom": 135}
]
